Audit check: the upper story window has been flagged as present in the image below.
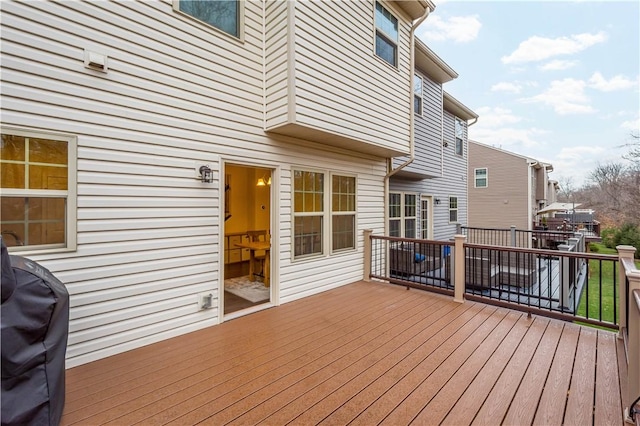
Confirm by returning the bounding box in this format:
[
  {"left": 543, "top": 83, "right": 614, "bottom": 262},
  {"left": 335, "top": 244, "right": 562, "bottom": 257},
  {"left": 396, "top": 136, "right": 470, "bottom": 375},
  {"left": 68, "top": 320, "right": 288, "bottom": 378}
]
[
  {"left": 375, "top": 2, "right": 398, "bottom": 67},
  {"left": 475, "top": 168, "right": 488, "bottom": 188},
  {"left": 449, "top": 196, "right": 458, "bottom": 223},
  {"left": 175, "top": 0, "right": 240, "bottom": 38},
  {"left": 1, "top": 129, "right": 77, "bottom": 252},
  {"left": 414, "top": 74, "right": 423, "bottom": 115},
  {"left": 455, "top": 118, "right": 464, "bottom": 156}
]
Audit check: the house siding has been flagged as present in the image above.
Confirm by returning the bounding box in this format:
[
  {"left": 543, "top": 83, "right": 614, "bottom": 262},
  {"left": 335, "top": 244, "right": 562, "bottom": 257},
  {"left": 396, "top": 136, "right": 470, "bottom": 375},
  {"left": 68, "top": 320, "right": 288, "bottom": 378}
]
[
  {"left": 389, "top": 107, "right": 469, "bottom": 241},
  {"left": 393, "top": 71, "right": 443, "bottom": 178},
  {"left": 1, "top": 0, "right": 388, "bottom": 367},
  {"left": 468, "top": 142, "right": 530, "bottom": 230},
  {"left": 265, "top": 0, "right": 412, "bottom": 156}
]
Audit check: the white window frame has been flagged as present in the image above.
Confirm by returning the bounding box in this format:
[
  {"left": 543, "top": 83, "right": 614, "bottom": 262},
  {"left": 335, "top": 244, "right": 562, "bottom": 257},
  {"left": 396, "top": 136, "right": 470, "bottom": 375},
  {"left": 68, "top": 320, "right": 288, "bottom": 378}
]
[
  {"left": 330, "top": 173, "right": 357, "bottom": 253},
  {"left": 474, "top": 167, "right": 488, "bottom": 188},
  {"left": 1, "top": 127, "right": 77, "bottom": 253},
  {"left": 173, "top": 0, "right": 244, "bottom": 41},
  {"left": 388, "top": 191, "right": 417, "bottom": 238},
  {"left": 414, "top": 74, "right": 423, "bottom": 116},
  {"left": 374, "top": 1, "right": 398, "bottom": 67},
  {"left": 292, "top": 169, "right": 357, "bottom": 260},
  {"left": 449, "top": 196, "right": 459, "bottom": 223},
  {"left": 455, "top": 118, "right": 464, "bottom": 156},
  {"left": 420, "top": 196, "right": 433, "bottom": 240}
]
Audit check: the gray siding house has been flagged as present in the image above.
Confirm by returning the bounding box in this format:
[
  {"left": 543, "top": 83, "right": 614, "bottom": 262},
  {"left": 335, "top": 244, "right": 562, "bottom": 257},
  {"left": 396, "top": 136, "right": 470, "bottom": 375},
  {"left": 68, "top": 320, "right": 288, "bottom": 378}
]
[{"left": 389, "top": 40, "right": 478, "bottom": 241}]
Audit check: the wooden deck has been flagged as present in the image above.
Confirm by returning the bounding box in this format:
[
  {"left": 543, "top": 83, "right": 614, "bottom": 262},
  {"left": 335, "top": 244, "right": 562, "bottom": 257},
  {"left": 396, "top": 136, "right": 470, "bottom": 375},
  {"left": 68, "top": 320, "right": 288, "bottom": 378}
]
[{"left": 61, "top": 280, "right": 628, "bottom": 425}]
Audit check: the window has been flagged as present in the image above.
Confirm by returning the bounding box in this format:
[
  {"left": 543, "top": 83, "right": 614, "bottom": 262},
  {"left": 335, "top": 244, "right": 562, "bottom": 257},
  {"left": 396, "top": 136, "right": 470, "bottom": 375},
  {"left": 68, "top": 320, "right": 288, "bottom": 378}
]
[
  {"left": 389, "top": 192, "right": 401, "bottom": 237},
  {"left": 331, "top": 175, "right": 356, "bottom": 251},
  {"left": 455, "top": 118, "right": 464, "bottom": 156},
  {"left": 294, "top": 170, "right": 324, "bottom": 257},
  {"left": 293, "top": 170, "right": 356, "bottom": 258},
  {"left": 375, "top": 2, "right": 398, "bottom": 67},
  {"left": 414, "top": 74, "right": 423, "bottom": 115},
  {"left": 175, "top": 0, "right": 240, "bottom": 37},
  {"left": 420, "top": 197, "right": 431, "bottom": 239},
  {"left": 475, "top": 168, "right": 488, "bottom": 188},
  {"left": 1, "top": 129, "right": 77, "bottom": 252},
  {"left": 388, "top": 192, "right": 417, "bottom": 238},
  {"left": 449, "top": 196, "right": 458, "bottom": 223}
]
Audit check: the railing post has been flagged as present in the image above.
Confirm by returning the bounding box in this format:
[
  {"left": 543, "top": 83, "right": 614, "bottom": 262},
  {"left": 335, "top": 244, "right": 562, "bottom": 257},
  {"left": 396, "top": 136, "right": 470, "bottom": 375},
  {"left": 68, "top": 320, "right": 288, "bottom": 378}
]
[
  {"left": 453, "top": 234, "right": 466, "bottom": 303},
  {"left": 510, "top": 225, "right": 516, "bottom": 247},
  {"left": 626, "top": 274, "right": 640, "bottom": 424},
  {"left": 456, "top": 223, "right": 462, "bottom": 235},
  {"left": 363, "top": 229, "right": 372, "bottom": 282},
  {"left": 558, "top": 244, "right": 571, "bottom": 311},
  {"left": 617, "top": 245, "right": 636, "bottom": 339}
]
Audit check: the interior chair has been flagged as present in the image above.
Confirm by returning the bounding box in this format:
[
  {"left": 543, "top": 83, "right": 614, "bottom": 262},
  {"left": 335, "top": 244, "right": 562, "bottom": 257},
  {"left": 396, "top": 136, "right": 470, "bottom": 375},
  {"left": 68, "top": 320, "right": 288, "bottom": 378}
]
[{"left": 246, "top": 230, "right": 269, "bottom": 281}]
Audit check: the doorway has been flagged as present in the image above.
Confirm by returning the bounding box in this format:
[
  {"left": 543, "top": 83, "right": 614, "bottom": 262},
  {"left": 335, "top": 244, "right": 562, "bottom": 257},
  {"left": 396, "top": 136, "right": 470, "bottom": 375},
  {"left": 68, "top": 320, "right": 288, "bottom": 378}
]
[
  {"left": 222, "top": 164, "right": 272, "bottom": 315},
  {"left": 420, "top": 195, "right": 433, "bottom": 240}
]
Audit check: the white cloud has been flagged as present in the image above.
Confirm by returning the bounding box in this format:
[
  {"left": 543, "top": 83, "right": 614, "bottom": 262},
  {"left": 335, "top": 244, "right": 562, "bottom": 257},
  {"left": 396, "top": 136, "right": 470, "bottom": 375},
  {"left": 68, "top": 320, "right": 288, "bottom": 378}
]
[
  {"left": 524, "top": 79, "right": 596, "bottom": 115},
  {"left": 490, "top": 82, "right": 522, "bottom": 94},
  {"left": 474, "top": 106, "right": 522, "bottom": 127},
  {"left": 539, "top": 60, "right": 578, "bottom": 71},
  {"left": 501, "top": 31, "right": 607, "bottom": 64},
  {"left": 621, "top": 115, "right": 640, "bottom": 132},
  {"left": 588, "top": 72, "right": 638, "bottom": 92},
  {"left": 470, "top": 126, "right": 547, "bottom": 150},
  {"left": 419, "top": 15, "right": 481, "bottom": 43},
  {"left": 470, "top": 107, "right": 547, "bottom": 149}
]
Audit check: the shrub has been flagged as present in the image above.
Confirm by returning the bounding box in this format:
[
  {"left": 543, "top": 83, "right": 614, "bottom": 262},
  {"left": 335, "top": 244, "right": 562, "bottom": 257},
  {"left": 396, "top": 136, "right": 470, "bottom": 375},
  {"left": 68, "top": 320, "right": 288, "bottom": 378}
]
[
  {"left": 613, "top": 223, "right": 640, "bottom": 258},
  {"left": 601, "top": 227, "right": 617, "bottom": 249},
  {"left": 589, "top": 242, "right": 599, "bottom": 253}
]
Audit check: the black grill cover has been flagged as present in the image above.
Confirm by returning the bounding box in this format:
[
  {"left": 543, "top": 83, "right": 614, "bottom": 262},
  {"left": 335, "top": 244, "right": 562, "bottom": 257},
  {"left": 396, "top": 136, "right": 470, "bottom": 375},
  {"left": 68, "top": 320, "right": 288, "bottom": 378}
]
[{"left": 1, "top": 239, "right": 69, "bottom": 426}]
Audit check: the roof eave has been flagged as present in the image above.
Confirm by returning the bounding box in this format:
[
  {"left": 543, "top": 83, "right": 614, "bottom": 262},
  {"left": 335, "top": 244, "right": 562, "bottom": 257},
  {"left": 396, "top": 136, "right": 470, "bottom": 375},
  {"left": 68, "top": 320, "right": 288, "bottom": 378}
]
[{"left": 443, "top": 92, "right": 478, "bottom": 121}]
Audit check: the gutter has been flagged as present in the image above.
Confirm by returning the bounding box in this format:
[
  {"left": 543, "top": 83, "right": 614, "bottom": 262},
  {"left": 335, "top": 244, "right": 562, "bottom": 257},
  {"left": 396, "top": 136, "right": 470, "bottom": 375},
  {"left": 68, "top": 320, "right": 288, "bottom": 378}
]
[{"left": 384, "top": 3, "right": 433, "bottom": 236}]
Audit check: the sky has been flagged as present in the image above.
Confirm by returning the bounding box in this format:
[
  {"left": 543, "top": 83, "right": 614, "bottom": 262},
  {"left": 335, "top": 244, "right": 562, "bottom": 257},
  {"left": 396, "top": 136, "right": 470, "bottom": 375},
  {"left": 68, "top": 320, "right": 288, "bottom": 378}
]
[{"left": 416, "top": 0, "right": 640, "bottom": 188}]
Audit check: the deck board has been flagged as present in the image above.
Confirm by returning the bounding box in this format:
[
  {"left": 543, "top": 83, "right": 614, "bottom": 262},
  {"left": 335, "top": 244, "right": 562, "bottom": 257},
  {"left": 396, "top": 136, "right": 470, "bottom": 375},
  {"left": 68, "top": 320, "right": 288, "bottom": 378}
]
[
  {"left": 59, "top": 280, "right": 628, "bottom": 426},
  {"left": 533, "top": 322, "right": 580, "bottom": 425},
  {"left": 564, "top": 326, "right": 598, "bottom": 425}
]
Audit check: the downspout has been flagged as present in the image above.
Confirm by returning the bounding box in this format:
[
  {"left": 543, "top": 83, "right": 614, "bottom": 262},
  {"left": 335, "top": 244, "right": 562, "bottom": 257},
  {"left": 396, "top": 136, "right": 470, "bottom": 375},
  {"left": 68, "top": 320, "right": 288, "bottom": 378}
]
[
  {"left": 384, "top": 4, "right": 433, "bottom": 235},
  {"left": 464, "top": 117, "right": 478, "bottom": 228}
]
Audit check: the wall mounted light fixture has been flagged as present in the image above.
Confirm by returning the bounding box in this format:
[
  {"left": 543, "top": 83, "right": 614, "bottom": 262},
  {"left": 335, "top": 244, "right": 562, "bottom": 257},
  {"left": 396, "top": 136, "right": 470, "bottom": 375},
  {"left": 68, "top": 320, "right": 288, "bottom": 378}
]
[
  {"left": 199, "top": 165, "right": 213, "bottom": 183},
  {"left": 435, "top": 198, "right": 441, "bottom": 205},
  {"left": 256, "top": 176, "right": 271, "bottom": 186}
]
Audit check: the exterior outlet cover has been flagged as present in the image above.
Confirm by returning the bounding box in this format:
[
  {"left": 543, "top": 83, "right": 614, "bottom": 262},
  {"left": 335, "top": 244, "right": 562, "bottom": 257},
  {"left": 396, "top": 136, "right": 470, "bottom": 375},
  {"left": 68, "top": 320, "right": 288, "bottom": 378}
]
[{"left": 198, "top": 293, "right": 213, "bottom": 310}]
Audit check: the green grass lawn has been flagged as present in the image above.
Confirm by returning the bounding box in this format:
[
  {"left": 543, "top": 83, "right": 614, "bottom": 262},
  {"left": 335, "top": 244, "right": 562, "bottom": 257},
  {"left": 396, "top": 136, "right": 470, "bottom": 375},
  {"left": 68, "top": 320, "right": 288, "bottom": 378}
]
[{"left": 576, "top": 243, "right": 639, "bottom": 327}]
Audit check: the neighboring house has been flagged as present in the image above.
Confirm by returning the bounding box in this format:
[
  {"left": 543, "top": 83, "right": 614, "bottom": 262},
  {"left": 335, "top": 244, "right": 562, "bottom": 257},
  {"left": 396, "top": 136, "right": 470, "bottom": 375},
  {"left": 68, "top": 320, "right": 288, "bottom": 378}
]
[
  {"left": 389, "top": 40, "right": 478, "bottom": 241},
  {"left": 0, "top": 0, "right": 435, "bottom": 367},
  {"left": 468, "top": 140, "right": 554, "bottom": 231}
]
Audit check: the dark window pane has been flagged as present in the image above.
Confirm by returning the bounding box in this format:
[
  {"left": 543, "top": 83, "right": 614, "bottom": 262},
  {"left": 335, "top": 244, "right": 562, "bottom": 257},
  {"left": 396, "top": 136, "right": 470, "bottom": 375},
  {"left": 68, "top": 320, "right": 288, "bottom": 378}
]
[
  {"left": 180, "top": 0, "right": 238, "bottom": 37},
  {"left": 375, "top": 33, "right": 396, "bottom": 66},
  {"left": 294, "top": 216, "right": 322, "bottom": 256},
  {"left": 332, "top": 215, "right": 355, "bottom": 250}
]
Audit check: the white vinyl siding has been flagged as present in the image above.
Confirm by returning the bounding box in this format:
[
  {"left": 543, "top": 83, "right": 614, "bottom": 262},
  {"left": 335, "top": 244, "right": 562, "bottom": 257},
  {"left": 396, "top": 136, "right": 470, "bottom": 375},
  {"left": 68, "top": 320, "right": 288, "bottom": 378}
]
[
  {"left": 1, "top": 0, "right": 388, "bottom": 367},
  {"left": 265, "top": 0, "right": 413, "bottom": 157}
]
